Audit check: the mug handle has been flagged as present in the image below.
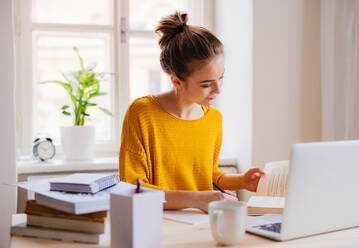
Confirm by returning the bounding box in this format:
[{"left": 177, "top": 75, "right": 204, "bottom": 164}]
[{"left": 212, "top": 209, "right": 224, "bottom": 241}]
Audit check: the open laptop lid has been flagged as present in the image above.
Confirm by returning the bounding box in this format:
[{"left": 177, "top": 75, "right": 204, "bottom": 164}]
[{"left": 280, "top": 140, "right": 359, "bottom": 240}]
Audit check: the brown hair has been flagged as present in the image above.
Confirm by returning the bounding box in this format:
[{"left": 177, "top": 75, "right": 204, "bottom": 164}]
[{"left": 155, "top": 11, "right": 223, "bottom": 81}]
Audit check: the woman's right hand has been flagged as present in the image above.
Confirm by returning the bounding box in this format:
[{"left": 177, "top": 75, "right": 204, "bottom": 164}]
[{"left": 194, "top": 190, "right": 238, "bottom": 213}]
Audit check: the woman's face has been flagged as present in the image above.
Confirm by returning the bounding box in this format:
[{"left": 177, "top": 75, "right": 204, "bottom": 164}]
[{"left": 180, "top": 54, "right": 225, "bottom": 106}]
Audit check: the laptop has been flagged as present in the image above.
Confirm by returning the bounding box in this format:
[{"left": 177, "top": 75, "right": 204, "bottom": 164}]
[{"left": 246, "top": 140, "right": 359, "bottom": 241}]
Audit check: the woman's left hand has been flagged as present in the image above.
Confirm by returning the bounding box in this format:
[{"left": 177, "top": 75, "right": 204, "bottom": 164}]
[{"left": 242, "top": 168, "right": 265, "bottom": 192}]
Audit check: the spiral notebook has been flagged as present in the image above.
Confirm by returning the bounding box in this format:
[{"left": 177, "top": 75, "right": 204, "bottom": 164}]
[{"left": 50, "top": 173, "right": 120, "bottom": 194}]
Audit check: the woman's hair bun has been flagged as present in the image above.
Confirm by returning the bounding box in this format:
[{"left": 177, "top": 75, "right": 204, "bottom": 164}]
[
  {"left": 155, "top": 11, "right": 223, "bottom": 80},
  {"left": 155, "top": 11, "right": 188, "bottom": 49}
]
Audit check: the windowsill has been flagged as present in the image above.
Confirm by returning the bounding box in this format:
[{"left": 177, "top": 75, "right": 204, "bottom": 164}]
[
  {"left": 16, "top": 157, "right": 118, "bottom": 175},
  {"left": 17, "top": 156, "right": 238, "bottom": 175}
]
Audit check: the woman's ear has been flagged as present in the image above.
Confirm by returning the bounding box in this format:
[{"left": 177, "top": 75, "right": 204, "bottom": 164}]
[{"left": 170, "top": 74, "right": 183, "bottom": 90}]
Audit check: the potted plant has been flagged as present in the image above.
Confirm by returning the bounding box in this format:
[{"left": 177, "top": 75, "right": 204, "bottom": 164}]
[{"left": 41, "top": 47, "right": 115, "bottom": 160}]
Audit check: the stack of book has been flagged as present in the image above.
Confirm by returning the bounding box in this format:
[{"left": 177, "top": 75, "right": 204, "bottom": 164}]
[
  {"left": 10, "top": 173, "right": 122, "bottom": 244},
  {"left": 11, "top": 200, "right": 110, "bottom": 243}
]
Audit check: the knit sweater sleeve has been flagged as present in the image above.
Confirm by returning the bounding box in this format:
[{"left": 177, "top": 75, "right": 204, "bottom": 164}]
[
  {"left": 118, "top": 104, "right": 161, "bottom": 190},
  {"left": 212, "top": 112, "right": 227, "bottom": 185}
]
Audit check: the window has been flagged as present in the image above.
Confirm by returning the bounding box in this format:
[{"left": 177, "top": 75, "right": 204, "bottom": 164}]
[{"left": 14, "top": 0, "right": 211, "bottom": 159}]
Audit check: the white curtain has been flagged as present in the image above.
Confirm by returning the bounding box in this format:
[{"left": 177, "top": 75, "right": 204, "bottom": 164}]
[{"left": 321, "top": 0, "right": 359, "bottom": 140}]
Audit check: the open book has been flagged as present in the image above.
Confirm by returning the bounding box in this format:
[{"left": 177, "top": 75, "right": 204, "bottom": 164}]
[{"left": 247, "top": 160, "right": 289, "bottom": 215}]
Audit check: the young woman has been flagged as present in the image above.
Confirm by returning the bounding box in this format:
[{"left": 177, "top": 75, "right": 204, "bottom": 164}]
[{"left": 119, "top": 12, "right": 264, "bottom": 212}]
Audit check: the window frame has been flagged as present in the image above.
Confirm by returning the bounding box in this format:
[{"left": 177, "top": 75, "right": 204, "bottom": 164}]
[{"left": 14, "top": 0, "right": 213, "bottom": 160}]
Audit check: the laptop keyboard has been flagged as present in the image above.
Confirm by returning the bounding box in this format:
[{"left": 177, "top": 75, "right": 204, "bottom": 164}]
[{"left": 254, "top": 222, "right": 282, "bottom": 233}]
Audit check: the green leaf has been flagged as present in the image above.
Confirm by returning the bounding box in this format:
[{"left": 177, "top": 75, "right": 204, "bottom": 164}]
[
  {"left": 83, "top": 113, "right": 90, "bottom": 116},
  {"left": 77, "top": 88, "right": 84, "bottom": 99},
  {"left": 71, "top": 71, "right": 81, "bottom": 85},
  {"left": 73, "top": 70, "right": 98, "bottom": 89},
  {"left": 80, "top": 100, "right": 96, "bottom": 107},
  {"left": 73, "top": 47, "right": 85, "bottom": 70},
  {"left": 41, "top": 80, "right": 73, "bottom": 96},
  {"left": 71, "top": 95, "right": 77, "bottom": 104},
  {"left": 62, "top": 111, "right": 71, "bottom": 116},
  {"left": 89, "top": 92, "right": 107, "bottom": 99},
  {"left": 98, "top": 107, "right": 113, "bottom": 117},
  {"left": 61, "top": 105, "right": 70, "bottom": 110}
]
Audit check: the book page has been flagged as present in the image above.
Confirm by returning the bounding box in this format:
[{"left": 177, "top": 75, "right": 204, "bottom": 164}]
[
  {"left": 256, "top": 160, "right": 290, "bottom": 197},
  {"left": 247, "top": 196, "right": 285, "bottom": 208}
]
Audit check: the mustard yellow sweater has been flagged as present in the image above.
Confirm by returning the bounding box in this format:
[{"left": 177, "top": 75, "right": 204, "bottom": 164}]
[{"left": 119, "top": 95, "right": 226, "bottom": 190}]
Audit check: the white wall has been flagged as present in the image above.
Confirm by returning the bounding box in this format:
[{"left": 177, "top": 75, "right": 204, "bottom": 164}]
[
  {"left": 214, "top": 0, "right": 253, "bottom": 172},
  {"left": 0, "top": 0, "right": 17, "bottom": 247},
  {"left": 215, "top": 0, "right": 322, "bottom": 175},
  {"left": 252, "top": 0, "right": 322, "bottom": 167}
]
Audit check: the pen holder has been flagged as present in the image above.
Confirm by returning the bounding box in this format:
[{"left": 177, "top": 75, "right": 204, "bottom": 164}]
[{"left": 110, "top": 188, "right": 165, "bottom": 248}]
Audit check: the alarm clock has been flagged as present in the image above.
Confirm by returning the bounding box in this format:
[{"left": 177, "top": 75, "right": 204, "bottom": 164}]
[{"left": 33, "top": 137, "right": 56, "bottom": 162}]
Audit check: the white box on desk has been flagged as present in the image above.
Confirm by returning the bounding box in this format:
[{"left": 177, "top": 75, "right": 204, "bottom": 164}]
[{"left": 110, "top": 187, "right": 165, "bottom": 248}]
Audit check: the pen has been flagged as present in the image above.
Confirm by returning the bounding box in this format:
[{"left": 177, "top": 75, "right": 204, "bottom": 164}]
[
  {"left": 212, "top": 182, "right": 226, "bottom": 194},
  {"left": 135, "top": 178, "right": 142, "bottom": 193}
]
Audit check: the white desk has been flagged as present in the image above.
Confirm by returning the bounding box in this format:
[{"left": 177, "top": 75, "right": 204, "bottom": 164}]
[{"left": 10, "top": 214, "right": 359, "bottom": 248}]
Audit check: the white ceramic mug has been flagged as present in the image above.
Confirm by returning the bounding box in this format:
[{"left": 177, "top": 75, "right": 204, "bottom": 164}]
[{"left": 209, "top": 200, "right": 247, "bottom": 246}]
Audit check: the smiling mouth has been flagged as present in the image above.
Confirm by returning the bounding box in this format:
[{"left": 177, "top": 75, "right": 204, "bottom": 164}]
[{"left": 208, "top": 96, "right": 217, "bottom": 100}]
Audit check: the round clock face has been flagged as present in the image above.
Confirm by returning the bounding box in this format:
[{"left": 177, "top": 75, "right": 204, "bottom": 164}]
[{"left": 37, "top": 141, "right": 56, "bottom": 160}]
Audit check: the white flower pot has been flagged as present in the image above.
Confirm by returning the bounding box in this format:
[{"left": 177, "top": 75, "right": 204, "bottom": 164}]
[{"left": 60, "top": 126, "right": 95, "bottom": 161}]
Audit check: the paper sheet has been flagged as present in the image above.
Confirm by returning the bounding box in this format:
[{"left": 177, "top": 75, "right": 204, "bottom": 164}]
[
  {"left": 163, "top": 209, "right": 209, "bottom": 225},
  {"left": 164, "top": 209, "right": 283, "bottom": 227}
]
